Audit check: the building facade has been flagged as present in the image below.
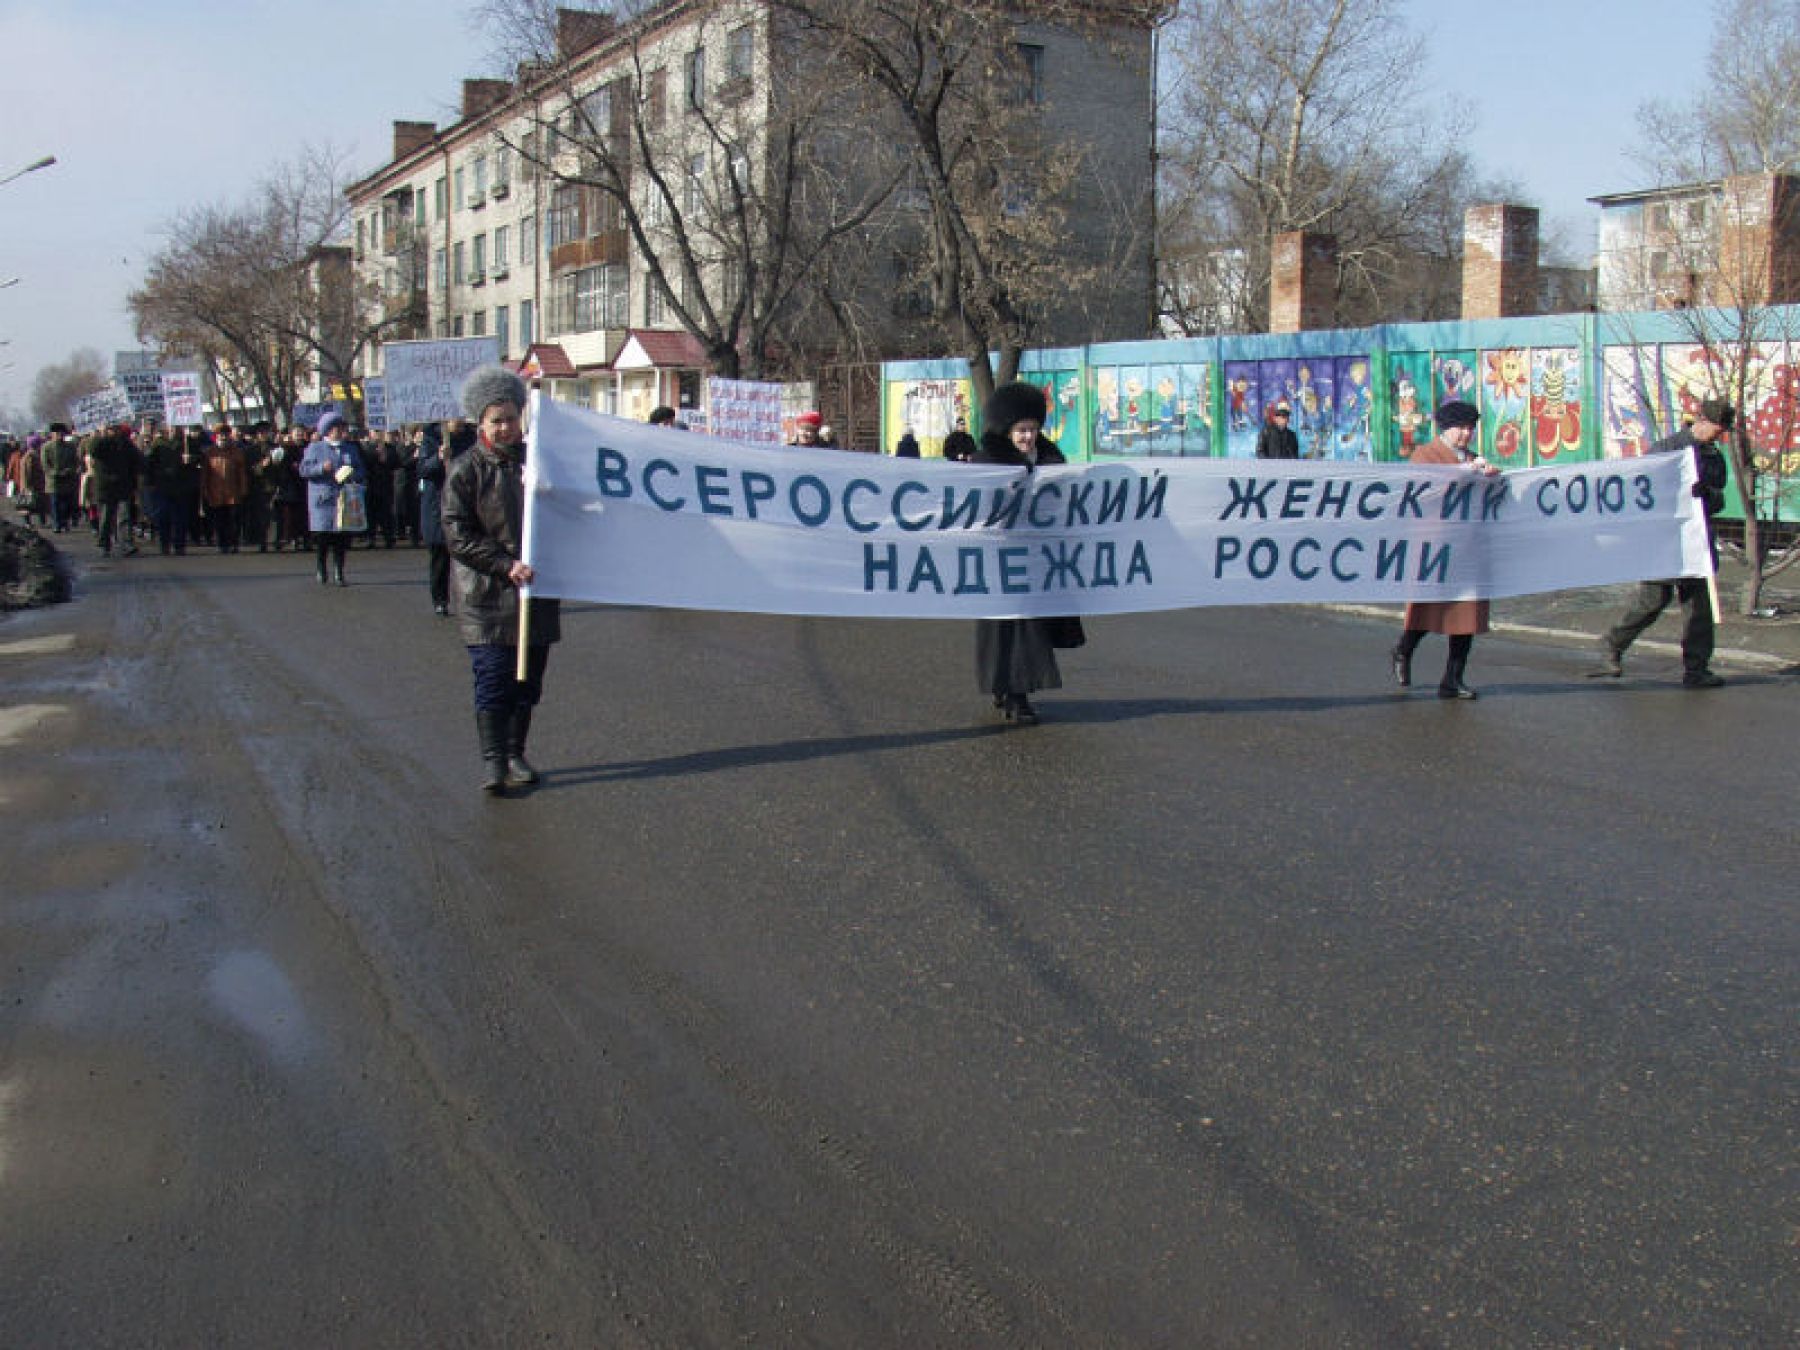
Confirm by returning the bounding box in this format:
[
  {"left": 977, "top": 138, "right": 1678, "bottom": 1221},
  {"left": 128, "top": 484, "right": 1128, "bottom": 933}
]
[
  {"left": 1593, "top": 173, "right": 1800, "bottom": 312},
  {"left": 345, "top": 2, "right": 1157, "bottom": 427}
]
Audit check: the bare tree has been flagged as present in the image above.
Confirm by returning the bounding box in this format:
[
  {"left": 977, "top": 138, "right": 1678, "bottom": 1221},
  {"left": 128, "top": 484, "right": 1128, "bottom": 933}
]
[
  {"left": 30, "top": 348, "right": 110, "bottom": 426},
  {"left": 1626, "top": 0, "right": 1800, "bottom": 611},
  {"left": 131, "top": 146, "right": 416, "bottom": 424},
  {"left": 766, "top": 0, "right": 1162, "bottom": 407},
  {"left": 1158, "top": 0, "right": 1501, "bottom": 333}
]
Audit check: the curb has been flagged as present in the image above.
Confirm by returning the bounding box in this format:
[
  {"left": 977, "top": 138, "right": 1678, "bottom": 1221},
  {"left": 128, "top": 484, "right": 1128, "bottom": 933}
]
[{"left": 1322, "top": 603, "right": 1796, "bottom": 673}]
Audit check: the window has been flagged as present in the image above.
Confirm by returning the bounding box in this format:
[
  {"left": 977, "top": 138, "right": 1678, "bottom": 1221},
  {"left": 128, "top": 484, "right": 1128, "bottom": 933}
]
[
  {"left": 521, "top": 214, "right": 537, "bottom": 266},
  {"left": 472, "top": 234, "right": 487, "bottom": 280},
  {"left": 474, "top": 155, "right": 489, "bottom": 198},
  {"left": 644, "top": 68, "right": 667, "bottom": 128},
  {"left": 1650, "top": 203, "right": 1671, "bottom": 232},
  {"left": 356, "top": 217, "right": 366, "bottom": 257},
  {"left": 472, "top": 309, "right": 487, "bottom": 337},
  {"left": 547, "top": 184, "right": 582, "bottom": 248},
  {"left": 433, "top": 247, "right": 448, "bottom": 293},
  {"left": 686, "top": 152, "right": 707, "bottom": 217},
  {"left": 520, "top": 298, "right": 534, "bottom": 348},
  {"left": 453, "top": 240, "right": 466, "bottom": 284},
  {"left": 452, "top": 315, "right": 465, "bottom": 336},
  {"left": 1650, "top": 249, "right": 1671, "bottom": 278},
  {"left": 493, "top": 224, "right": 510, "bottom": 270},
  {"left": 413, "top": 191, "right": 426, "bottom": 227},
  {"left": 685, "top": 47, "right": 705, "bottom": 110},
  {"left": 559, "top": 262, "right": 628, "bottom": 332},
  {"left": 1010, "top": 44, "right": 1044, "bottom": 106},
  {"left": 726, "top": 24, "right": 753, "bottom": 83},
  {"left": 646, "top": 276, "right": 666, "bottom": 325},
  {"left": 580, "top": 85, "right": 612, "bottom": 132},
  {"left": 434, "top": 176, "right": 448, "bottom": 219},
  {"left": 496, "top": 305, "right": 510, "bottom": 356},
  {"left": 494, "top": 146, "right": 511, "bottom": 192},
  {"left": 1686, "top": 199, "right": 1708, "bottom": 229},
  {"left": 455, "top": 167, "right": 467, "bottom": 210}
]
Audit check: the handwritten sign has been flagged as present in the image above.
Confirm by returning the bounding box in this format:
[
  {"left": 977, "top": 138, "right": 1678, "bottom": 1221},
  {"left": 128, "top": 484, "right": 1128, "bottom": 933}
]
[{"left": 382, "top": 337, "right": 500, "bottom": 425}]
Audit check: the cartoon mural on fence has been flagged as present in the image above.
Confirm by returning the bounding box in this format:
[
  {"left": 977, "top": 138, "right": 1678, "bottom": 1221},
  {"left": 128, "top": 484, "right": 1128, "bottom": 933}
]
[
  {"left": 890, "top": 377, "right": 972, "bottom": 457},
  {"left": 1480, "top": 348, "right": 1531, "bottom": 465},
  {"left": 1434, "top": 351, "right": 1477, "bottom": 406},
  {"left": 1091, "top": 361, "right": 1210, "bottom": 456},
  {"left": 1331, "top": 357, "right": 1373, "bottom": 459},
  {"left": 1603, "top": 345, "right": 1662, "bottom": 457},
  {"left": 1530, "top": 347, "right": 1584, "bottom": 460},
  {"left": 1389, "top": 353, "right": 1433, "bottom": 459},
  {"left": 1223, "top": 361, "right": 1262, "bottom": 456}
]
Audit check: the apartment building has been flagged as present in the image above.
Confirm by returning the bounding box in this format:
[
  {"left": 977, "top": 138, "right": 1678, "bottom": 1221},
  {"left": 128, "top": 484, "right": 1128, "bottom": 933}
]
[
  {"left": 1593, "top": 172, "right": 1800, "bottom": 312},
  {"left": 345, "top": 2, "right": 1157, "bottom": 425}
]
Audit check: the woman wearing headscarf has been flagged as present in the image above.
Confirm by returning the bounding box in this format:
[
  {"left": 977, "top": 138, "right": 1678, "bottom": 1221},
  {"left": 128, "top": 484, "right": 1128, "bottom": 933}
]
[
  {"left": 443, "top": 367, "right": 560, "bottom": 795},
  {"left": 299, "top": 411, "right": 366, "bottom": 586},
  {"left": 1389, "top": 399, "right": 1502, "bottom": 699},
  {"left": 971, "top": 381, "right": 1081, "bottom": 725}
]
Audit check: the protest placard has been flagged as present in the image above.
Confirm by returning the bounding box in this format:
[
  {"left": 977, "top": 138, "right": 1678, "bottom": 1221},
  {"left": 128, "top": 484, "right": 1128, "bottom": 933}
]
[{"left": 382, "top": 337, "right": 500, "bottom": 425}]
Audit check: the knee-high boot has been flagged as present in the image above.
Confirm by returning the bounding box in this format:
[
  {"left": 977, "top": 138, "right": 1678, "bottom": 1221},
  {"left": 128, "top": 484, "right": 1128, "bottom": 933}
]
[
  {"left": 1438, "top": 638, "right": 1477, "bottom": 700},
  {"left": 476, "top": 710, "right": 510, "bottom": 794},
  {"left": 506, "top": 705, "right": 538, "bottom": 786}
]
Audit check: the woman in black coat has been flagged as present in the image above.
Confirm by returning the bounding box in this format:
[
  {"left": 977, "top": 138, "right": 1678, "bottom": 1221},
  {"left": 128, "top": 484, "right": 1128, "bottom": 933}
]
[{"left": 972, "top": 381, "right": 1077, "bottom": 725}]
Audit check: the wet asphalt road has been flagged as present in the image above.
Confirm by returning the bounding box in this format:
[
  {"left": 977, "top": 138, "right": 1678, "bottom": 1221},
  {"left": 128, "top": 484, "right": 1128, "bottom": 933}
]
[{"left": 2, "top": 539, "right": 1795, "bottom": 1348}]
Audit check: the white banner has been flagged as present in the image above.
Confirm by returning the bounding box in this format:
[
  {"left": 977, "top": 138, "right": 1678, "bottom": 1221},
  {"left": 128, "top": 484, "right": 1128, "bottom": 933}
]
[
  {"left": 160, "top": 372, "right": 204, "bottom": 427},
  {"left": 382, "top": 337, "right": 500, "bottom": 426},
  {"left": 523, "top": 397, "right": 1713, "bottom": 619}
]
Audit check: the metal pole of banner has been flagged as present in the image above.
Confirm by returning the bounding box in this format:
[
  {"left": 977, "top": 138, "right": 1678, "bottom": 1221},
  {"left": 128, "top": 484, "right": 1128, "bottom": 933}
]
[{"left": 516, "top": 386, "right": 540, "bottom": 682}]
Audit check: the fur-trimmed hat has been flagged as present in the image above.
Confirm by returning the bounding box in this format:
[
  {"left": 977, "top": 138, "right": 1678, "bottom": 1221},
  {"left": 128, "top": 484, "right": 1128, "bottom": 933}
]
[
  {"left": 316, "top": 410, "right": 347, "bottom": 435},
  {"left": 1434, "top": 399, "right": 1481, "bottom": 430},
  {"left": 984, "top": 381, "right": 1048, "bottom": 435},
  {"left": 460, "top": 364, "right": 528, "bottom": 420}
]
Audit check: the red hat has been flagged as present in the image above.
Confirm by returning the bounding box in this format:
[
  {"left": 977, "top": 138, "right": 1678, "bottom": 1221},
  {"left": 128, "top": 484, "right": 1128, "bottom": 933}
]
[{"left": 796, "top": 411, "right": 822, "bottom": 428}]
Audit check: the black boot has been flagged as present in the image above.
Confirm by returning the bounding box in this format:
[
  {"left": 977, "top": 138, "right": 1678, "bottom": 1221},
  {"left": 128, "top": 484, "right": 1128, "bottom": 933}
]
[
  {"left": 315, "top": 556, "right": 328, "bottom": 585},
  {"left": 1438, "top": 649, "right": 1478, "bottom": 700},
  {"left": 1390, "top": 643, "right": 1412, "bottom": 687},
  {"left": 505, "top": 705, "right": 538, "bottom": 787},
  {"left": 333, "top": 559, "right": 347, "bottom": 587},
  {"left": 476, "top": 710, "right": 510, "bottom": 795}
]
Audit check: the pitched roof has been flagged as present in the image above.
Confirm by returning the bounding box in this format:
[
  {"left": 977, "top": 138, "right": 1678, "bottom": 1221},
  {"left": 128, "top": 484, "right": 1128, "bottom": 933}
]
[
  {"left": 512, "top": 344, "right": 579, "bottom": 379},
  {"left": 614, "top": 328, "right": 708, "bottom": 370}
]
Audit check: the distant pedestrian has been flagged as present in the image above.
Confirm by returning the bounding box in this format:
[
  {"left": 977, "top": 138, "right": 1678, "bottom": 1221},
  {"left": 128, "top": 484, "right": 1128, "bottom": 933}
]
[
  {"left": 1588, "top": 399, "right": 1734, "bottom": 688},
  {"left": 941, "top": 416, "right": 976, "bottom": 463},
  {"left": 648, "top": 405, "right": 678, "bottom": 427},
  {"left": 1255, "top": 403, "right": 1299, "bottom": 459},
  {"left": 894, "top": 429, "right": 920, "bottom": 458},
  {"left": 300, "top": 411, "right": 366, "bottom": 586},
  {"left": 1389, "top": 400, "right": 1501, "bottom": 699}
]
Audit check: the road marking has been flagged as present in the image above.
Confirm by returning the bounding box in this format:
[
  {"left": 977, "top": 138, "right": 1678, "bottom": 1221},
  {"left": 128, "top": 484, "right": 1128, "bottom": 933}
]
[
  {"left": 0, "top": 704, "right": 67, "bottom": 746},
  {"left": 0, "top": 634, "right": 77, "bottom": 657}
]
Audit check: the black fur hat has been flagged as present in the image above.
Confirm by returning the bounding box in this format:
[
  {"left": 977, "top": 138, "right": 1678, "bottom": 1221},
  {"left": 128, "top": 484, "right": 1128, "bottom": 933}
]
[{"left": 983, "top": 381, "right": 1048, "bottom": 436}]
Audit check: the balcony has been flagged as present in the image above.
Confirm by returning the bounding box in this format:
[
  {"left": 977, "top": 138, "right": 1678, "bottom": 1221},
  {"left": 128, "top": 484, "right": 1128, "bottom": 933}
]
[
  {"left": 470, "top": 270, "right": 487, "bottom": 288},
  {"left": 491, "top": 181, "right": 510, "bottom": 200}
]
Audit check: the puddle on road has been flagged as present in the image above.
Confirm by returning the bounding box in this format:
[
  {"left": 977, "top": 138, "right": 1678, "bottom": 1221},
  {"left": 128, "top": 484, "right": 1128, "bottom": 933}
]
[{"left": 206, "top": 950, "right": 312, "bottom": 1064}]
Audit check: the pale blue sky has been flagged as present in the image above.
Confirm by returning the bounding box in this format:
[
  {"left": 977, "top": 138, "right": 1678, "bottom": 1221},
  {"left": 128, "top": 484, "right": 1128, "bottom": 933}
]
[{"left": 0, "top": 0, "right": 1719, "bottom": 420}]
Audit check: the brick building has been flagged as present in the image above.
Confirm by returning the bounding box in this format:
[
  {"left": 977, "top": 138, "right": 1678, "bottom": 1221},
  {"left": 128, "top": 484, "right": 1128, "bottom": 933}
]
[{"left": 1593, "top": 172, "right": 1800, "bottom": 312}]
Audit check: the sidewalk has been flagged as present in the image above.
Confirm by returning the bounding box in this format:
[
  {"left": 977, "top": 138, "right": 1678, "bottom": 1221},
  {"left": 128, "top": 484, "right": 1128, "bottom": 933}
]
[{"left": 1337, "top": 555, "right": 1800, "bottom": 674}]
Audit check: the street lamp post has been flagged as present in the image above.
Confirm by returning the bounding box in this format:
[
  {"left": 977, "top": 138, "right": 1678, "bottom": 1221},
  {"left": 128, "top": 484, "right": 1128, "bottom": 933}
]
[{"left": 0, "top": 155, "right": 56, "bottom": 188}]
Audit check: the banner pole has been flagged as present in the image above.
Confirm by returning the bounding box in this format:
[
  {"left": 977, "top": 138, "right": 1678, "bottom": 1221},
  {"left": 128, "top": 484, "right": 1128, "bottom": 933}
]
[{"left": 516, "top": 386, "right": 540, "bottom": 682}]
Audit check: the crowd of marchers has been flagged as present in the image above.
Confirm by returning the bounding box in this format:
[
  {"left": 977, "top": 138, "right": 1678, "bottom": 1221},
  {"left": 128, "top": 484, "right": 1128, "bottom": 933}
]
[{"left": 0, "top": 417, "right": 470, "bottom": 591}]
